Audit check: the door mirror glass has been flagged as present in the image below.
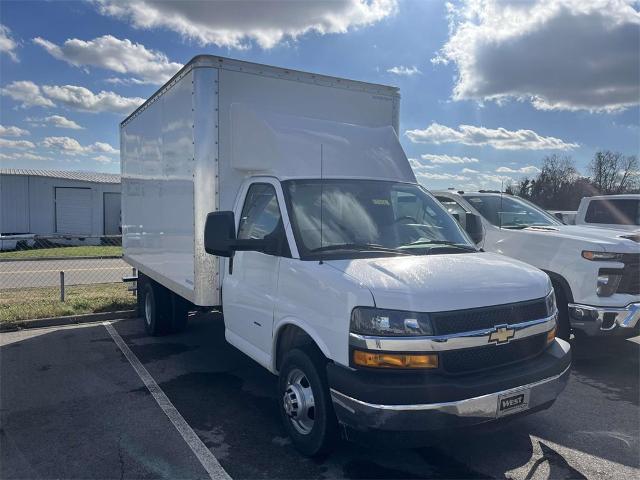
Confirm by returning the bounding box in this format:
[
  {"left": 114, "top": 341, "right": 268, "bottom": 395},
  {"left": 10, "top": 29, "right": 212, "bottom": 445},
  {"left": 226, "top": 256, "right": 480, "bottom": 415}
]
[
  {"left": 464, "top": 213, "right": 484, "bottom": 244},
  {"left": 204, "top": 211, "right": 237, "bottom": 257}
]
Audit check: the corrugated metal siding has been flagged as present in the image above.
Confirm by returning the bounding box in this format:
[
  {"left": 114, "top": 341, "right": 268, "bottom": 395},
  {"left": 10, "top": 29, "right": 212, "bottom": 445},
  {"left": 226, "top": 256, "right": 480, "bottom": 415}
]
[
  {"left": 0, "top": 169, "right": 120, "bottom": 184},
  {"left": 0, "top": 175, "right": 29, "bottom": 234}
]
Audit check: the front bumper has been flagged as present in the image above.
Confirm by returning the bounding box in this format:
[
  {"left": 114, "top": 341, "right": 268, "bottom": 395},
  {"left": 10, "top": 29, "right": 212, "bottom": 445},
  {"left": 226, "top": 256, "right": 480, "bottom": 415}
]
[
  {"left": 328, "top": 338, "right": 571, "bottom": 432},
  {"left": 568, "top": 302, "right": 640, "bottom": 336}
]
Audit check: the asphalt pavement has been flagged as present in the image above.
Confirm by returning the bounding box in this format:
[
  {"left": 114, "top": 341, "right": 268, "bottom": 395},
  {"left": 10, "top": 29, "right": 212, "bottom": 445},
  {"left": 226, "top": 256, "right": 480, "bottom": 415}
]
[
  {"left": 1, "top": 314, "right": 638, "bottom": 479},
  {"left": 0, "top": 258, "right": 131, "bottom": 289}
]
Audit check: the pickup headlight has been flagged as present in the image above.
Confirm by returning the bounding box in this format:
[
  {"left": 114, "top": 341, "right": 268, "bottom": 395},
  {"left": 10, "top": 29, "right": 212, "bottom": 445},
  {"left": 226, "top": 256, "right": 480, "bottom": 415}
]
[
  {"left": 545, "top": 290, "right": 557, "bottom": 316},
  {"left": 350, "top": 307, "right": 433, "bottom": 336},
  {"left": 582, "top": 251, "right": 623, "bottom": 261}
]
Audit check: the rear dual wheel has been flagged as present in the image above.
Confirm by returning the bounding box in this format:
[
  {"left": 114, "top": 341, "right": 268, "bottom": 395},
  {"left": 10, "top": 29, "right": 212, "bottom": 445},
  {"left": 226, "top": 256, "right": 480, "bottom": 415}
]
[{"left": 139, "top": 274, "right": 189, "bottom": 336}]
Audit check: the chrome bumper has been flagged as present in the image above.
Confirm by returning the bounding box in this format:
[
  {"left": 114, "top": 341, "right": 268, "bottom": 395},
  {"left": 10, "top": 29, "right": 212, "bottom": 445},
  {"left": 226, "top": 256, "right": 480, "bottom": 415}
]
[
  {"left": 330, "top": 341, "right": 571, "bottom": 432},
  {"left": 568, "top": 302, "right": 640, "bottom": 336}
]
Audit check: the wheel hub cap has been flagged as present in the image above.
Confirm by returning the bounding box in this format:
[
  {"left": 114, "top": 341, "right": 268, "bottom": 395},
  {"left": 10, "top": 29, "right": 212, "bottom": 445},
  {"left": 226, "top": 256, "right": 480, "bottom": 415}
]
[{"left": 283, "top": 369, "right": 315, "bottom": 435}]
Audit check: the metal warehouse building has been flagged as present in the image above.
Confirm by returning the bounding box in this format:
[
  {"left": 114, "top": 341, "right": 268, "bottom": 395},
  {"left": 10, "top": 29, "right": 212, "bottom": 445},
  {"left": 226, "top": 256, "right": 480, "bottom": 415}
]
[{"left": 0, "top": 169, "right": 121, "bottom": 236}]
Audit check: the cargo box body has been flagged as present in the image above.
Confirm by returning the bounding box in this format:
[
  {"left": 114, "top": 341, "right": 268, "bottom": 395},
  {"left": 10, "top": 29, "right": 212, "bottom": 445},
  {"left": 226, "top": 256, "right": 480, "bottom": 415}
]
[{"left": 120, "top": 55, "right": 400, "bottom": 306}]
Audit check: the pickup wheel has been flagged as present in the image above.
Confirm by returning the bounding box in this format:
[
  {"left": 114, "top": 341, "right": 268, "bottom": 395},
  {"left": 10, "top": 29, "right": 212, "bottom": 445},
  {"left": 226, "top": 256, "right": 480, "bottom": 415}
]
[
  {"left": 141, "top": 280, "right": 171, "bottom": 336},
  {"left": 278, "top": 348, "right": 338, "bottom": 457}
]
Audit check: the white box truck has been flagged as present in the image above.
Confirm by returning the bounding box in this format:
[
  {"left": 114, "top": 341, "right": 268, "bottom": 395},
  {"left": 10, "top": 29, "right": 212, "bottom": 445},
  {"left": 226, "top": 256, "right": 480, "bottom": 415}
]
[{"left": 121, "top": 56, "right": 570, "bottom": 456}]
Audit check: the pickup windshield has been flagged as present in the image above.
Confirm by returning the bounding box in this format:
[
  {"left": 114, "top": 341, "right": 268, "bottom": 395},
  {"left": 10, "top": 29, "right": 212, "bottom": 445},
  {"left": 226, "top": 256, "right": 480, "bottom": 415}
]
[
  {"left": 463, "top": 194, "right": 561, "bottom": 229},
  {"left": 283, "top": 180, "right": 475, "bottom": 259}
]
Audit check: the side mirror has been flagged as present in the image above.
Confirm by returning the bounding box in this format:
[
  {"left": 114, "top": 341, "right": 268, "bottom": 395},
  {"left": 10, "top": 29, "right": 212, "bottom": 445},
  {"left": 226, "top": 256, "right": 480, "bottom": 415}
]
[
  {"left": 204, "top": 211, "right": 284, "bottom": 257},
  {"left": 464, "top": 213, "right": 484, "bottom": 244},
  {"left": 204, "top": 211, "right": 236, "bottom": 257},
  {"left": 553, "top": 212, "right": 564, "bottom": 221}
]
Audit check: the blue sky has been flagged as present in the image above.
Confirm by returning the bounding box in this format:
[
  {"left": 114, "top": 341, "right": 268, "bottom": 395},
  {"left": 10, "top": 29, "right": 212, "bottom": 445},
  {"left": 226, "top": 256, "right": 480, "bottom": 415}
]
[{"left": 1, "top": 0, "right": 638, "bottom": 191}]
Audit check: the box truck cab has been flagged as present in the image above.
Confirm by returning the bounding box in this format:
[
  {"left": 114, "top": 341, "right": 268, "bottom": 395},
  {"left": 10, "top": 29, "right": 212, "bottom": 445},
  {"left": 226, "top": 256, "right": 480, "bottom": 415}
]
[{"left": 121, "top": 56, "right": 570, "bottom": 456}]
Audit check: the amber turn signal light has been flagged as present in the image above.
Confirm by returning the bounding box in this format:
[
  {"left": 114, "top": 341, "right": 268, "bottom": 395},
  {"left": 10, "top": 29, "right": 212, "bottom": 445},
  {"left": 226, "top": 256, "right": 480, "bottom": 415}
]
[
  {"left": 546, "top": 326, "right": 557, "bottom": 345},
  {"left": 353, "top": 350, "right": 438, "bottom": 369}
]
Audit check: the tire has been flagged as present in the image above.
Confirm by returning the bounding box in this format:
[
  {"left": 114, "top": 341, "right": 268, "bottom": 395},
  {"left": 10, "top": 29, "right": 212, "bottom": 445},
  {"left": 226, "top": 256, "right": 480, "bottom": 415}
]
[
  {"left": 553, "top": 282, "right": 571, "bottom": 341},
  {"left": 278, "top": 348, "right": 338, "bottom": 457},
  {"left": 170, "top": 292, "right": 190, "bottom": 333},
  {"left": 141, "top": 280, "right": 171, "bottom": 336}
]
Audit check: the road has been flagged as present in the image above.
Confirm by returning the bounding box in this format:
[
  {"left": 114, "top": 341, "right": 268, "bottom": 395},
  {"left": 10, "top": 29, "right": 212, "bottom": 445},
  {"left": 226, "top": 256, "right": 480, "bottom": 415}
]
[
  {"left": 1, "top": 314, "right": 638, "bottom": 479},
  {"left": 0, "top": 258, "right": 131, "bottom": 289}
]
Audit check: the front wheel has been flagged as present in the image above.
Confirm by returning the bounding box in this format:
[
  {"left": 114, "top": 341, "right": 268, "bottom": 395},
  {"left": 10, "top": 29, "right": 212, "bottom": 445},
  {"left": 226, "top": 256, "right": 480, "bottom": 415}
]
[
  {"left": 553, "top": 282, "right": 571, "bottom": 341},
  {"left": 278, "top": 348, "right": 338, "bottom": 457}
]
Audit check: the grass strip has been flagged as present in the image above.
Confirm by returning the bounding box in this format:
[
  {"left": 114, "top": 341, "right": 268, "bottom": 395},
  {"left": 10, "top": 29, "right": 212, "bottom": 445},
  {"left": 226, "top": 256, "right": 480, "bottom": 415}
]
[
  {"left": 0, "top": 245, "right": 122, "bottom": 260},
  {"left": 0, "top": 283, "right": 136, "bottom": 323}
]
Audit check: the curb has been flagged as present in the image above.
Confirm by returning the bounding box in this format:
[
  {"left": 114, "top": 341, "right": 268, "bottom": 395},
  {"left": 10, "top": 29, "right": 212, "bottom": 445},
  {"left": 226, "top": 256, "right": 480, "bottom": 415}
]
[{"left": 0, "top": 310, "right": 137, "bottom": 332}]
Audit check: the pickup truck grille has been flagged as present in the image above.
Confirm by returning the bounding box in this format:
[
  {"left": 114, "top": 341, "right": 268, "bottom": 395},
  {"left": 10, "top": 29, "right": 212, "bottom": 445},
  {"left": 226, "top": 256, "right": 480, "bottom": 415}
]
[
  {"left": 431, "top": 298, "right": 548, "bottom": 336},
  {"left": 617, "top": 254, "right": 640, "bottom": 295},
  {"left": 441, "top": 333, "right": 547, "bottom": 374}
]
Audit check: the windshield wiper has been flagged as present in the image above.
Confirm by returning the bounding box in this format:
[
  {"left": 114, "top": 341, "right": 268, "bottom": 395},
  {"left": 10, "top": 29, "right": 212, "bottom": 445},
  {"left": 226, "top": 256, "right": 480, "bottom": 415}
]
[
  {"left": 399, "top": 240, "right": 478, "bottom": 252},
  {"left": 310, "top": 243, "right": 413, "bottom": 255}
]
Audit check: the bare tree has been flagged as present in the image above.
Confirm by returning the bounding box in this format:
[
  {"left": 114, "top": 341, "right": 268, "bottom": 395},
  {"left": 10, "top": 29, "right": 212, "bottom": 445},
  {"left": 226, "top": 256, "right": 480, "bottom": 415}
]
[{"left": 588, "top": 151, "right": 639, "bottom": 194}]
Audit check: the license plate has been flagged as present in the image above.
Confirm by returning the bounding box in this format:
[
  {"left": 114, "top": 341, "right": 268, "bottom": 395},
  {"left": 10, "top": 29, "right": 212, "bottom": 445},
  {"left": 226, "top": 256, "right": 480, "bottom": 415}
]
[{"left": 497, "top": 389, "right": 530, "bottom": 417}]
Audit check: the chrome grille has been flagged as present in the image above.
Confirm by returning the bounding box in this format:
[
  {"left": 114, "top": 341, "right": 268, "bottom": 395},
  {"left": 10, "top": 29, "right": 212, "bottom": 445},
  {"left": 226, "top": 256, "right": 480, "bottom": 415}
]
[{"left": 617, "top": 253, "right": 640, "bottom": 295}]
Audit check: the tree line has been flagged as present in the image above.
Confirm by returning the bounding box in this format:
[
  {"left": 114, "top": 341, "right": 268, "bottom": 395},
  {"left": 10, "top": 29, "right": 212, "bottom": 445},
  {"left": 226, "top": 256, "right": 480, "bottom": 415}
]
[{"left": 505, "top": 151, "right": 639, "bottom": 210}]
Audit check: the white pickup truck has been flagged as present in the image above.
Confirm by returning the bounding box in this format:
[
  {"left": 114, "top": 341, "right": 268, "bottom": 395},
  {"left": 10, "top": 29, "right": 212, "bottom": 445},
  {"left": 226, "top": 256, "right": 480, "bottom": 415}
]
[
  {"left": 434, "top": 191, "right": 640, "bottom": 341},
  {"left": 574, "top": 194, "right": 640, "bottom": 232},
  {"left": 121, "top": 56, "right": 570, "bottom": 456}
]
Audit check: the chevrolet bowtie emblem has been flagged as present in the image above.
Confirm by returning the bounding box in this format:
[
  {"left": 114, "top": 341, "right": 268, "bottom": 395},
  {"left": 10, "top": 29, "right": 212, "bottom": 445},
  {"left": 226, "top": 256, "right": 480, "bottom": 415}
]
[{"left": 489, "top": 325, "right": 515, "bottom": 345}]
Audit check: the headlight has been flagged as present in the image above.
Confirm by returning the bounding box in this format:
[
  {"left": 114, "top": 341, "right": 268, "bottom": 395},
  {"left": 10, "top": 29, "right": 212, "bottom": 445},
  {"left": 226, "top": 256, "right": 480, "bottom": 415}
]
[
  {"left": 582, "top": 251, "right": 623, "bottom": 261},
  {"left": 596, "top": 269, "right": 623, "bottom": 297},
  {"left": 545, "top": 290, "right": 557, "bottom": 316},
  {"left": 350, "top": 307, "right": 433, "bottom": 336}
]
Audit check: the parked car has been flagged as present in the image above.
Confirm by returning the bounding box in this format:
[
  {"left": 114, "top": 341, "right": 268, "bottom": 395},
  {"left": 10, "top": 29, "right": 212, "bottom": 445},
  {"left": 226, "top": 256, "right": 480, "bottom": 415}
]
[
  {"left": 121, "top": 56, "right": 570, "bottom": 456},
  {"left": 575, "top": 194, "right": 640, "bottom": 232},
  {"left": 434, "top": 191, "right": 640, "bottom": 342}
]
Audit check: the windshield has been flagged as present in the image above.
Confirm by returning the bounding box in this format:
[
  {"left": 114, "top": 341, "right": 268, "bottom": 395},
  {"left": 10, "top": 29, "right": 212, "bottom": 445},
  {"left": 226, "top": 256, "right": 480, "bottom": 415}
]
[
  {"left": 283, "top": 180, "right": 475, "bottom": 259},
  {"left": 463, "top": 194, "right": 561, "bottom": 229}
]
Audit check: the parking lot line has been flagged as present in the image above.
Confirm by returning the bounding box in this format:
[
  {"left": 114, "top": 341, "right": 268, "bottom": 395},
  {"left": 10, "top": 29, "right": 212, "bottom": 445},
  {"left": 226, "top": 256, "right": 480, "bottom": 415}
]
[{"left": 103, "top": 321, "right": 231, "bottom": 480}]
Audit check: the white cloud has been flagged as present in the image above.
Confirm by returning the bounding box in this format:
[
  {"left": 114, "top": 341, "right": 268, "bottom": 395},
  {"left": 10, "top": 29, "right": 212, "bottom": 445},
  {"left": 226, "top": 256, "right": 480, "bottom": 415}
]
[
  {"left": 1, "top": 81, "right": 55, "bottom": 108},
  {"left": 33, "top": 35, "right": 183, "bottom": 85},
  {"left": 408, "top": 158, "right": 438, "bottom": 171},
  {"left": 387, "top": 65, "right": 421, "bottom": 76},
  {"left": 27, "top": 115, "right": 84, "bottom": 130},
  {"left": 461, "top": 168, "right": 479, "bottom": 174},
  {"left": 0, "top": 125, "right": 29, "bottom": 137},
  {"left": 93, "top": 155, "right": 113, "bottom": 164},
  {"left": 0, "top": 24, "right": 18, "bottom": 62},
  {"left": 421, "top": 153, "right": 479, "bottom": 164},
  {"left": 41, "top": 85, "right": 144, "bottom": 114},
  {"left": 0, "top": 138, "right": 36, "bottom": 149},
  {"left": 434, "top": 0, "right": 640, "bottom": 112},
  {"left": 95, "top": 0, "right": 397, "bottom": 49},
  {"left": 405, "top": 122, "right": 578, "bottom": 150},
  {"left": 0, "top": 151, "right": 51, "bottom": 161},
  {"left": 416, "top": 172, "right": 470, "bottom": 181},
  {"left": 496, "top": 166, "right": 541, "bottom": 174},
  {"left": 2, "top": 81, "right": 143, "bottom": 114},
  {"left": 41, "top": 136, "right": 119, "bottom": 155}
]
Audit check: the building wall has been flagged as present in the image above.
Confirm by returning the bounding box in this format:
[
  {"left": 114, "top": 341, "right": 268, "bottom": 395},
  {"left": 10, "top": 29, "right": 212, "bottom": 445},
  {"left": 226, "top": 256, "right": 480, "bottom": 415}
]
[{"left": 0, "top": 174, "right": 121, "bottom": 236}]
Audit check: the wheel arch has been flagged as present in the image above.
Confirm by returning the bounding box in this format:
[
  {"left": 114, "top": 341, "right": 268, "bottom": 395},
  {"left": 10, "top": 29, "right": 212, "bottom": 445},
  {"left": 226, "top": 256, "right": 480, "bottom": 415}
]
[
  {"left": 542, "top": 270, "right": 574, "bottom": 303},
  {"left": 272, "top": 319, "right": 331, "bottom": 374}
]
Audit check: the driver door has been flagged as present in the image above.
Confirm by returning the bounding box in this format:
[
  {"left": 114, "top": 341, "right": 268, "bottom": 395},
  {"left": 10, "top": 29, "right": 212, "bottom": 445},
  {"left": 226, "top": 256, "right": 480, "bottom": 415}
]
[{"left": 223, "top": 182, "right": 289, "bottom": 366}]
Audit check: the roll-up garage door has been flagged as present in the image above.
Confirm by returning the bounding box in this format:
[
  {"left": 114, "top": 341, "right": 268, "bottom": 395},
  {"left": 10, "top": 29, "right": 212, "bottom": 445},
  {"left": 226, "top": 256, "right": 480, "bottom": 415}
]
[{"left": 55, "top": 187, "right": 92, "bottom": 234}]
